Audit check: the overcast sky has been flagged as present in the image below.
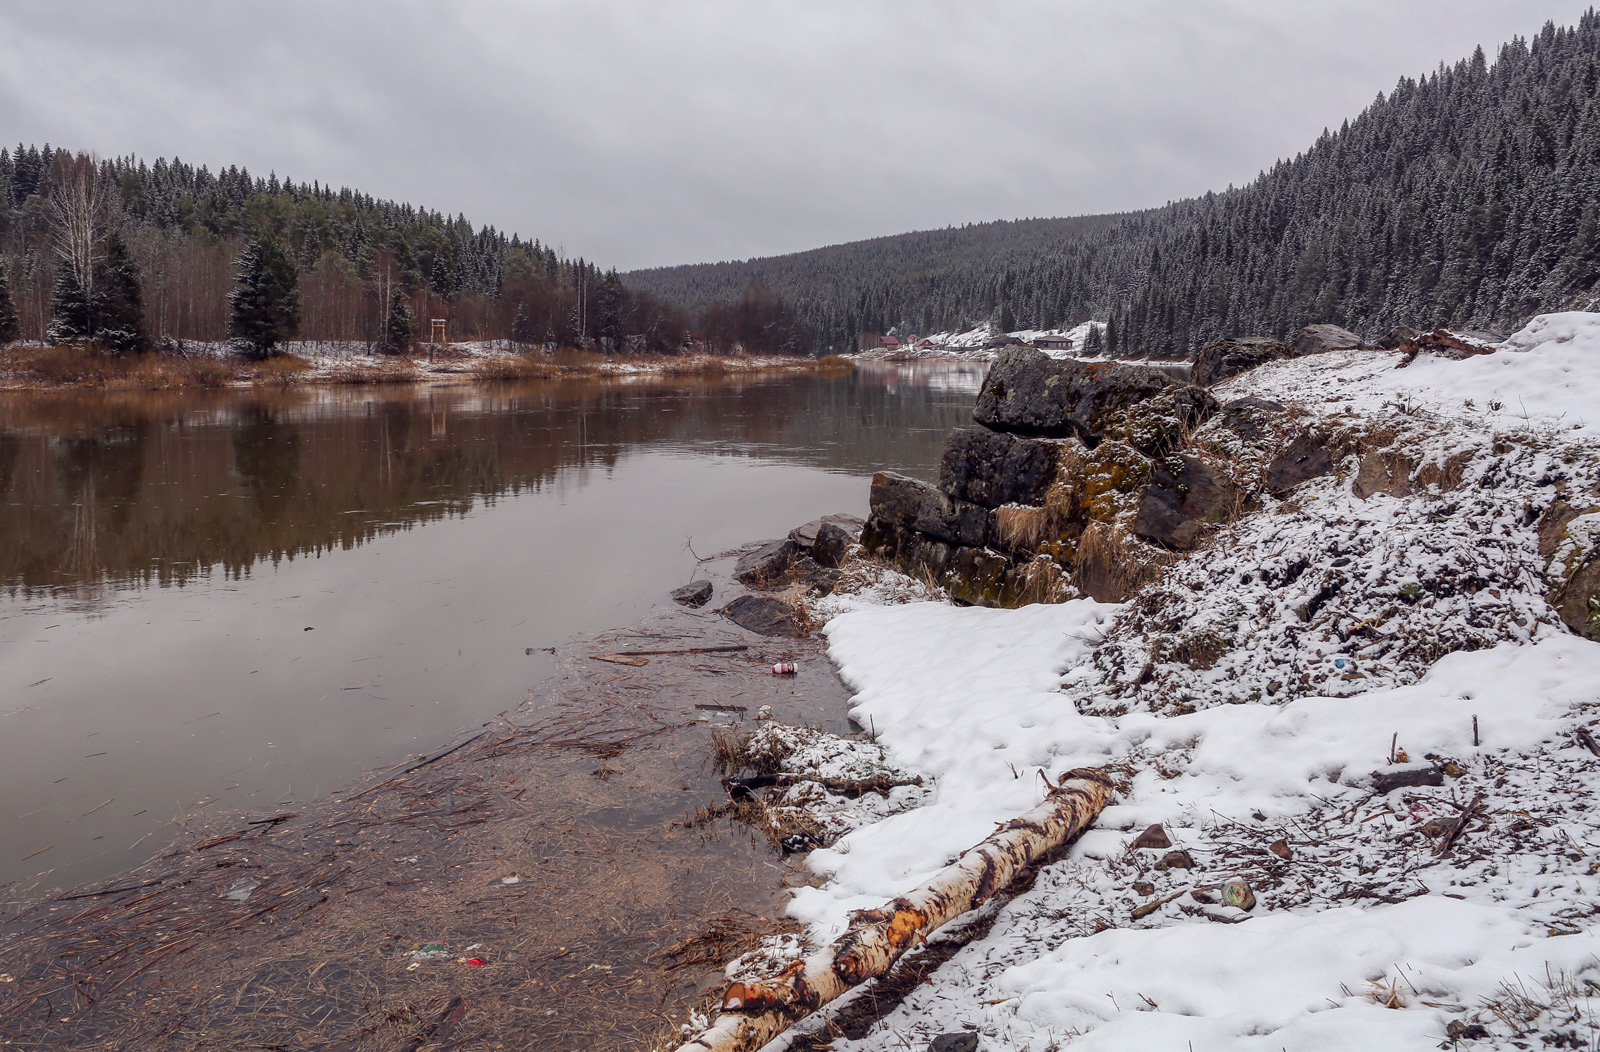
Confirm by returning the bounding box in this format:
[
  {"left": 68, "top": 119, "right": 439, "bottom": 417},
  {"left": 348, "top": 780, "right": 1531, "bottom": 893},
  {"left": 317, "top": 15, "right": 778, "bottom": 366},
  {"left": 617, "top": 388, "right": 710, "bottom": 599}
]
[{"left": 0, "top": 1, "right": 1591, "bottom": 271}]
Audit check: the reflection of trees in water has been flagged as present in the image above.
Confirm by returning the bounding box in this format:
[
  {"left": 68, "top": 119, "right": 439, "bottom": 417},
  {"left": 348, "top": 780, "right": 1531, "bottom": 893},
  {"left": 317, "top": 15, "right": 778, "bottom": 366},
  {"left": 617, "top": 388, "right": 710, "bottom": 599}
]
[
  {"left": 0, "top": 370, "right": 975, "bottom": 594},
  {"left": 232, "top": 406, "right": 303, "bottom": 520}
]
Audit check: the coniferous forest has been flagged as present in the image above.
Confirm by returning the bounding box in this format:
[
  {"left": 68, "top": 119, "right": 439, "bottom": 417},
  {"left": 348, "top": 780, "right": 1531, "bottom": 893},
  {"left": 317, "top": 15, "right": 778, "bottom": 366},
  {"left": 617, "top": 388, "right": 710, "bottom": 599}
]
[
  {"left": 0, "top": 150, "right": 722, "bottom": 355},
  {"left": 628, "top": 14, "right": 1600, "bottom": 357}
]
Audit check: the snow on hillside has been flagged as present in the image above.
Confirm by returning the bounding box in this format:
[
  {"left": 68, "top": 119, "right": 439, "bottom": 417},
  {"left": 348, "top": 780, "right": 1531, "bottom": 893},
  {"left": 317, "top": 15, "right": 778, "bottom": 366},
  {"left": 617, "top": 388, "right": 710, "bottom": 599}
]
[{"left": 789, "top": 313, "right": 1600, "bottom": 1051}]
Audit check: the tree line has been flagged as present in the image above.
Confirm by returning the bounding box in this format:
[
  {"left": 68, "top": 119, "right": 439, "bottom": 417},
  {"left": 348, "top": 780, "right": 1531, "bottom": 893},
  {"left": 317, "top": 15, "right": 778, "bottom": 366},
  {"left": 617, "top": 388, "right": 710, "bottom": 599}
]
[
  {"left": 0, "top": 147, "right": 815, "bottom": 357},
  {"left": 627, "top": 12, "right": 1600, "bottom": 357}
]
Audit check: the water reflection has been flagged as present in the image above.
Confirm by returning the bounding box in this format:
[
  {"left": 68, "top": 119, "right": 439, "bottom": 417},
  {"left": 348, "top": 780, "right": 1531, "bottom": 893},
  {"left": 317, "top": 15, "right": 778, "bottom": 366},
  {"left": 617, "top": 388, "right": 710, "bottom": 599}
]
[
  {"left": 0, "top": 362, "right": 979, "bottom": 886},
  {"left": 0, "top": 363, "right": 978, "bottom": 596}
]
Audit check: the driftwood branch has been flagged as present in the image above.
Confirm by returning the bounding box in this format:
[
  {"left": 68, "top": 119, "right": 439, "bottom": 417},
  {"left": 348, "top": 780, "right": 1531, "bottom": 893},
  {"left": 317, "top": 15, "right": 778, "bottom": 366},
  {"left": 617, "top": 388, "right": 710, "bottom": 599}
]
[
  {"left": 673, "top": 767, "right": 1114, "bottom": 1052},
  {"left": 1432, "top": 792, "right": 1487, "bottom": 857}
]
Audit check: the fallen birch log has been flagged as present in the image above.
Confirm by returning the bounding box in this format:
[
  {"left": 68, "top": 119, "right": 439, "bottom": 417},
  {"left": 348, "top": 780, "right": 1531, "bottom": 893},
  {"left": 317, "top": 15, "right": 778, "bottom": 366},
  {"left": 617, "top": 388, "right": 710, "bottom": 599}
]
[{"left": 673, "top": 767, "right": 1114, "bottom": 1052}]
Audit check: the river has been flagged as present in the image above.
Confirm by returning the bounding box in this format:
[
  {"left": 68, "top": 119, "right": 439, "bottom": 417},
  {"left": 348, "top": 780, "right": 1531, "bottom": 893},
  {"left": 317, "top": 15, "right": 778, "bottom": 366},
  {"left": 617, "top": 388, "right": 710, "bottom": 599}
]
[{"left": 0, "top": 361, "right": 985, "bottom": 890}]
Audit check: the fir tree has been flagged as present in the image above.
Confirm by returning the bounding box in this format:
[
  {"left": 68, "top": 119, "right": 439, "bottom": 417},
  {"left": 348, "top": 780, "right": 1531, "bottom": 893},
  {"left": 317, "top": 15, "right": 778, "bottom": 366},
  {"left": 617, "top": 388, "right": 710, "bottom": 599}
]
[
  {"left": 228, "top": 231, "right": 301, "bottom": 359},
  {"left": 511, "top": 303, "right": 534, "bottom": 345}
]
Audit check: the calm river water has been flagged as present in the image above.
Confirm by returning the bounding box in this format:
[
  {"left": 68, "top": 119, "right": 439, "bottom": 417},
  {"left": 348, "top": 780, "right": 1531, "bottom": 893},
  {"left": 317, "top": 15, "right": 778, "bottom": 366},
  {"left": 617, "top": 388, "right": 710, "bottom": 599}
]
[{"left": 0, "top": 362, "right": 983, "bottom": 889}]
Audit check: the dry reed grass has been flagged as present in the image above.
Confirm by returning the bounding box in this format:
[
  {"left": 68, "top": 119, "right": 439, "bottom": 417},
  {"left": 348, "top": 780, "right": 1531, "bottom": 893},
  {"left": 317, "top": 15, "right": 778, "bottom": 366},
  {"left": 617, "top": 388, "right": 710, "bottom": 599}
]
[{"left": 2, "top": 345, "right": 239, "bottom": 389}]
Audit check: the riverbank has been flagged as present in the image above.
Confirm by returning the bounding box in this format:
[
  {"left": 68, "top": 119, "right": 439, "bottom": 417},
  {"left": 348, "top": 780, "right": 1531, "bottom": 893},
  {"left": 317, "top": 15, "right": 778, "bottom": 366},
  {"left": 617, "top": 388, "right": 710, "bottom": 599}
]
[
  {"left": 686, "top": 312, "right": 1600, "bottom": 1051},
  {"left": 0, "top": 342, "right": 856, "bottom": 392},
  {"left": 0, "top": 547, "right": 859, "bottom": 1051}
]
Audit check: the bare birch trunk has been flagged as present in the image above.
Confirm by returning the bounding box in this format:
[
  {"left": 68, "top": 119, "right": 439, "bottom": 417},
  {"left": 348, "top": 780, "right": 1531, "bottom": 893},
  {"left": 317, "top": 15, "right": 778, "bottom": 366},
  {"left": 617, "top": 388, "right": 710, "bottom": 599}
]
[{"left": 673, "top": 767, "right": 1114, "bottom": 1052}]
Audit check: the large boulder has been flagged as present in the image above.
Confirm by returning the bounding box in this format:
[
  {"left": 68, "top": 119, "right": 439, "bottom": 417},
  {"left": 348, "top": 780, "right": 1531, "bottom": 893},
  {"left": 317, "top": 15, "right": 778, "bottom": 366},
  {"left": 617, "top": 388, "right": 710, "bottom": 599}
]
[
  {"left": 1191, "top": 337, "right": 1292, "bottom": 387},
  {"left": 869, "top": 471, "right": 987, "bottom": 547},
  {"left": 723, "top": 594, "right": 801, "bottom": 637},
  {"left": 1292, "top": 324, "right": 1364, "bottom": 356},
  {"left": 735, "top": 538, "right": 797, "bottom": 587},
  {"left": 971, "top": 347, "right": 1173, "bottom": 442},
  {"left": 1131, "top": 455, "right": 1239, "bottom": 549},
  {"left": 938, "top": 428, "right": 1060, "bottom": 507}
]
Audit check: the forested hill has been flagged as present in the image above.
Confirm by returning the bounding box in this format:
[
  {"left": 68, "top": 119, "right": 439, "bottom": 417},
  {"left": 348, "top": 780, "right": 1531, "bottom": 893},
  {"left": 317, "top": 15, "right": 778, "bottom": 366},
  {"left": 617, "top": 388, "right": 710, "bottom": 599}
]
[
  {"left": 0, "top": 148, "right": 692, "bottom": 351},
  {"left": 626, "top": 13, "right": 1600, "bottom": 358}
]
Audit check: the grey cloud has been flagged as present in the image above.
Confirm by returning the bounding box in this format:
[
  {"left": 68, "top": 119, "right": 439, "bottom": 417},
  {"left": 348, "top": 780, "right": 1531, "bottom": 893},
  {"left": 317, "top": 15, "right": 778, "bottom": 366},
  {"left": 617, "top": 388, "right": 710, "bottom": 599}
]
[{"left": 0, "top": 0, "right": 1589, "bottom": 269}]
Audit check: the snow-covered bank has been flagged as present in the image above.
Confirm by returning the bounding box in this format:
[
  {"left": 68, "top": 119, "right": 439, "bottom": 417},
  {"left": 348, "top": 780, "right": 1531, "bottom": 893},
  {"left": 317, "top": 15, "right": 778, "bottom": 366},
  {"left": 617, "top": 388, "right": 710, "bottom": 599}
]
[{"left": 782, "top": 313, "right": 1600, "bottom": 1050}]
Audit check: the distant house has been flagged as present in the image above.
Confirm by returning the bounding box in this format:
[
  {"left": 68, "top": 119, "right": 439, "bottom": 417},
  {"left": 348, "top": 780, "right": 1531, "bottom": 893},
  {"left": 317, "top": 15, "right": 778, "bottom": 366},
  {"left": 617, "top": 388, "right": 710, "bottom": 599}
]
[
  {"left": 857, "top": 333, "right": 902, "bottom": 351},
  {"left": 1034, "top": 335, "right": 1073, "bottom": 351},
  {"left": 880, "top": 335, "right": 901, "bottom": 349}
]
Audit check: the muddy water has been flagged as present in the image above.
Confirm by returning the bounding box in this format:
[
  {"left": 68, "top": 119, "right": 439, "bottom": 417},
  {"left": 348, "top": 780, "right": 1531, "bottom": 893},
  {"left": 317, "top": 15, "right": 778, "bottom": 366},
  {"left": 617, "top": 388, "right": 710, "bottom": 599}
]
[{"left": 0, "top": 362, "right": 983, "bottom": 889}]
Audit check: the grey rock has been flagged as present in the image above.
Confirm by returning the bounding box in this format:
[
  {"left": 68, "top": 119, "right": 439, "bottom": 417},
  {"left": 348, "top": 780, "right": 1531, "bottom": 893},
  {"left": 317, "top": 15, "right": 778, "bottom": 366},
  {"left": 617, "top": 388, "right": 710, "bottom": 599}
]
[
  {"left": 971, "top": 347, "right": 1173, "bottom": 441},
  {"left": 1552, "top": 544, "right": 1600, "bottom": 642},
  {"left": 929, "top": 1034, "right": 979, "bottom": 1052},
  {"left": 735, "top": 539, "right": 797, "bottom": 587},
  {"left": 1132, "top": 455, "right": 1238, "bottom": 549},
  {"left": 1370, "top": 766, "right": 1445, "bottom": 794},
  {"left": 812, "top": 521, "right": 855, "bottom": 568},
  {"left": 788, "top": 513, "right": 865, "bottom": 551},
  {"left": 1265, "top": 432, "right": 1344, "bottom": 495},
  {"left": 869, "top": 471, "right": 988, "bottom": 547},
  {"left": 1190, "top": 336, "right": 1293, "bottom": 387},
  {"left": 938, "top": 428, "right": 1059, "bottom": 508},
  {"left": 723, "top": 594, "right": 801, "bottom": 637},
  {"left": 671, "top": 580, "right": 713, "bottom": 607},
  {"left": 1291, "top": 323, "right": 1364, "bottom": 355},
  {"left": 1212, "top": 397, "right": 1287, "bottom": 445}
]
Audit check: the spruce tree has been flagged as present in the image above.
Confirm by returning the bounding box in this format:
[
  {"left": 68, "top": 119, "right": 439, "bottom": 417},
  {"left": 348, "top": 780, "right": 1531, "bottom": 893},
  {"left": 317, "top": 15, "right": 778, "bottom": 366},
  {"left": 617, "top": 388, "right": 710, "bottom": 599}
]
[
  {"left": 47, "top": 268, "right": 93, "bottom": 344},
  {"left": 92, "top": 232, "right": 144, "bottom": 353},
  {"left": 229, "top": 231, "right": 301, "bottom": 359},
  {"left": 381, "top": 294, "right": 416, "bottom": 354},
  {"left": 0, "top": 261, "right": 20, "bottom": 345}
]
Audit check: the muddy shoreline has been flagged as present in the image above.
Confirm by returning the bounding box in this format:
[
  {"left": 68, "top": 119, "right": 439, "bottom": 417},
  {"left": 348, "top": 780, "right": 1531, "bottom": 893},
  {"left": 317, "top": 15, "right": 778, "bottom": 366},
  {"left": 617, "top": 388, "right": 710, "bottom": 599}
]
[{"left": 0, "top": 554, "right": 853, "bottom": 1051}]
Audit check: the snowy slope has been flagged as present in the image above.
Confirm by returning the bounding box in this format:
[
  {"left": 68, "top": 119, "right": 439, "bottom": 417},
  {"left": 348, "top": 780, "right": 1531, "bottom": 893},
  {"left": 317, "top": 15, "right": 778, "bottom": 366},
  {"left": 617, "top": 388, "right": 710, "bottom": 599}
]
[{"left": 789, "top": 312, "right": 1600, "bottom": 1051}]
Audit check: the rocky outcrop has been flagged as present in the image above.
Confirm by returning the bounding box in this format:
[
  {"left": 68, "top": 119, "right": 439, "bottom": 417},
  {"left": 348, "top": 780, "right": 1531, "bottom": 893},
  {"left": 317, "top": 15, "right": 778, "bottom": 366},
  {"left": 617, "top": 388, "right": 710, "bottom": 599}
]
[
  {"left": 1106, "top": 385, "right": 1219, "bottom": 457},
  {"left": 971, "top": 348, "right": 1173, "bottom": 442},
  {"left": 1191, "top": 337, "right": 1292, "bottom": 387},
  {"left": 1395, "top": 328, "right": 1499, "bottom": 366},
  {"left": 938, "top": 429, "right": 1060, "bottom": 507},
  {"left": 869, "top": 471, "right": 987, "bottom": 547}
]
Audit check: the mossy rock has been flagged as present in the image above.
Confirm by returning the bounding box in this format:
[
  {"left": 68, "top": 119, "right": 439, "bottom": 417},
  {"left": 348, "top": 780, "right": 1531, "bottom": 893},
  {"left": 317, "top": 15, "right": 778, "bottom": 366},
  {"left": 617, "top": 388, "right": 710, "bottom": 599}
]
[
  {"left": 1081, "top": 440, "right": 1152, "bottom": 522},
  {"left": 941, "top": 546, "right": 1012, "bottom": 607}
]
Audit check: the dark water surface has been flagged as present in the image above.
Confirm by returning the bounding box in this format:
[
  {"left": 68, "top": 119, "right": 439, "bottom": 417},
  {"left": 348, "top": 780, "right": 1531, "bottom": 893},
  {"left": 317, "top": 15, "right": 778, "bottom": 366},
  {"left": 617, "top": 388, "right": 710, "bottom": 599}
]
[{"left": 0, "top": 362, "right": 984, "bottom": 888}]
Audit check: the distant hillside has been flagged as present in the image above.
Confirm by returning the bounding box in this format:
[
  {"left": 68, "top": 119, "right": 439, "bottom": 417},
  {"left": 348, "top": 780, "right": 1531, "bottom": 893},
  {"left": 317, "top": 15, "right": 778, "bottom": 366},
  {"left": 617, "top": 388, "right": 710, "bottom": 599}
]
[{"left": 627, "top": 12, "right": 1600, "bottom": 357}]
